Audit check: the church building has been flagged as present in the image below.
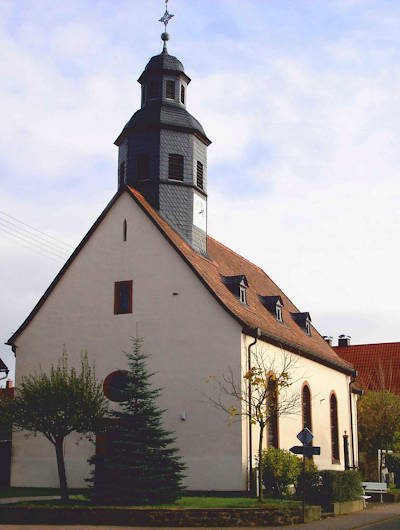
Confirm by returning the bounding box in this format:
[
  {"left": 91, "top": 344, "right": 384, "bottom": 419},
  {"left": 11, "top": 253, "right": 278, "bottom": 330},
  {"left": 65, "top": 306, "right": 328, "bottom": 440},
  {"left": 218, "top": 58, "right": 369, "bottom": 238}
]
[{"left": 7, "top": 7, "right": 359, "bottom": 491}]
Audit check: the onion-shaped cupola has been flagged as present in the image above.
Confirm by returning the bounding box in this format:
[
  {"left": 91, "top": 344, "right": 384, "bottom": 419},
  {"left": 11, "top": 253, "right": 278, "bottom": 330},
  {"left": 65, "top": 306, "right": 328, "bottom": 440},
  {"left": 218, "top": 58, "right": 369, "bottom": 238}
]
[{"left": 114, "top": 2, "right": 211, "bottom": 255}]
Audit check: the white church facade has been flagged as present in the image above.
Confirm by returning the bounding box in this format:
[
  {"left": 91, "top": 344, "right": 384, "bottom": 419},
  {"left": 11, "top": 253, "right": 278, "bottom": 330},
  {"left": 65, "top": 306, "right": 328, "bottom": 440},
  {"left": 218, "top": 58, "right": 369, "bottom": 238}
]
[{"left": 7, "top": 15, "right": 359, "bottom": 492}]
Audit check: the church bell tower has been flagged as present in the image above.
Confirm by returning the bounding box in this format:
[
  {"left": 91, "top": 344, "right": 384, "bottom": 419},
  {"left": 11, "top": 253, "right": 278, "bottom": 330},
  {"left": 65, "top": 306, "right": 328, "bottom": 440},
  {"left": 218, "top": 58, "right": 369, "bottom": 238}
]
[{"left": 114, "top": 1, "right": 211, "bottom": 255}]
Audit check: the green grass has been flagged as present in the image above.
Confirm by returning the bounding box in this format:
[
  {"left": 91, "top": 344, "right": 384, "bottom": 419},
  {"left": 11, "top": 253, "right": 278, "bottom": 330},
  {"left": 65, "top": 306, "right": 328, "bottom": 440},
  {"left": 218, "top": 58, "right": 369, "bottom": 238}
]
[
  {"left": 0, "top": 488, "right": 294, "bottom": 509},
  {"left": 0, "top": 487, "right": 87, "bottom": 499}
]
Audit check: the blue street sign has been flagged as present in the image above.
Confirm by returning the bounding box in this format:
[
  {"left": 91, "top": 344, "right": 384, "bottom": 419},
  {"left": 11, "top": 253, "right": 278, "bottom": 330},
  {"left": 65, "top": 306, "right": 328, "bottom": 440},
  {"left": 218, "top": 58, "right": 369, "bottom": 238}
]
[
  {"left": 297, "top": 427, "right": 313, "bottom": 445},
  {"left": 290, "top": 445, "right": 321, "bottom": 457}
]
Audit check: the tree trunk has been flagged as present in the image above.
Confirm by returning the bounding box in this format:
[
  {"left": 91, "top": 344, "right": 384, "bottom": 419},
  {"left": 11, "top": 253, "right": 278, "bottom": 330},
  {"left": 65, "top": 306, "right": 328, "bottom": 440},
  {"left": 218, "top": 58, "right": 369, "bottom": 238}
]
[
  {"left": 54, "top": 437, "right": 69, "bottom": 501},
  {"left": 258, "top": 426, "right": 264, "bottom": 502}
]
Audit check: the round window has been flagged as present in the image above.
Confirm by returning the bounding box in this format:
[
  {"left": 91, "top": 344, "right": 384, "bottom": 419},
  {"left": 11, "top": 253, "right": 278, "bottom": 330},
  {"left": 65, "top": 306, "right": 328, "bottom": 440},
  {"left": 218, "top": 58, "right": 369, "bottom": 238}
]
[{"left": 103, "top": 370, "right": 131, "bottom": 402}]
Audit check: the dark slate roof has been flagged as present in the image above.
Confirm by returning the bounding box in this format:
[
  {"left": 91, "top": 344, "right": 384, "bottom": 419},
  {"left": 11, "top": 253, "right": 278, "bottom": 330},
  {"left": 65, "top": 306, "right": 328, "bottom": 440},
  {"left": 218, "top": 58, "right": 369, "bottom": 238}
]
[
  {"left": 138, "top": 50, "right": 190, "bottom": 84},
  {"left": 0, "top": 358, "right": 8, "bottom": 372},
  {"left": 117, "top": 102, "right": 210, "bottom": 145},
  {"left": 145, "top": 51, "right": 185, "bottom": 74}
]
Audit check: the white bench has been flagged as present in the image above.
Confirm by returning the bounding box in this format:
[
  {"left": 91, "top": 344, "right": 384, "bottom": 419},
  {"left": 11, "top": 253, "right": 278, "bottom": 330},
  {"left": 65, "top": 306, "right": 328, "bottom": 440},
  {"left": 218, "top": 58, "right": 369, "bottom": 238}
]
[{"left": 362, "top": 481, "right": 388, "bottom": 503}]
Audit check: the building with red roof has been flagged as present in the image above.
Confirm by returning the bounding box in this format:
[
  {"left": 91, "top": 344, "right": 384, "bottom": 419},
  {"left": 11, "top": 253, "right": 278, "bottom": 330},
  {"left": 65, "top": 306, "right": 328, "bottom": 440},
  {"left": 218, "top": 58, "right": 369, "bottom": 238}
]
[
  {"left": 6, "top": 9, "right": 359, "bottom": 491},
  {"left": 334, "top": 337, "right": 400, "bottom": 394}
]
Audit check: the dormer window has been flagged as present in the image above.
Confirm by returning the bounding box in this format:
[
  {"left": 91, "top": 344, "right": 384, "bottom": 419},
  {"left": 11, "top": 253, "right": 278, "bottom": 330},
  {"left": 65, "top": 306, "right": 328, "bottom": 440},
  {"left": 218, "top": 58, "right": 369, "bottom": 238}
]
[
  {"left": 258, "top": 295, "right": 284, "bottom": 323},
  {"left": 221, "top": 275, "right": 249, "bottom": 305},
  {"left": 290, "top": 312, "right": 312, "bottom": 336},
  {"left": 276, "top": 302, "right": 283, "bottom": 323},
  {"left": 239, "top": 284, "right": 247, "bottom": 304}
]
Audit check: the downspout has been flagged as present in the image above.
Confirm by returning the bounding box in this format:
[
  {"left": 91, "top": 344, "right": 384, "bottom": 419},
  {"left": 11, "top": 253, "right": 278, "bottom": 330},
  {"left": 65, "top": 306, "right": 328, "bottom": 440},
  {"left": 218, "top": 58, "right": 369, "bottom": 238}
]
[
  {"left": 349, "top": 371, "right": 357, "bottom": 468},
  {"left": 247, "top": 327, "right": 260, "bottom": 492}
]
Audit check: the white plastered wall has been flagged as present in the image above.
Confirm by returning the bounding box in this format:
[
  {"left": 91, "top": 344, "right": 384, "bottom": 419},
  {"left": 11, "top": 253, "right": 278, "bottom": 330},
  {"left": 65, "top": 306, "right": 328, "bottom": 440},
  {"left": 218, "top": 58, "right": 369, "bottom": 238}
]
[
  {"left": 241, "top": 335, "right": 357, "bottom": 471},
  {"left": 11, "top": 191, "right": 246, "bottom": 491}
]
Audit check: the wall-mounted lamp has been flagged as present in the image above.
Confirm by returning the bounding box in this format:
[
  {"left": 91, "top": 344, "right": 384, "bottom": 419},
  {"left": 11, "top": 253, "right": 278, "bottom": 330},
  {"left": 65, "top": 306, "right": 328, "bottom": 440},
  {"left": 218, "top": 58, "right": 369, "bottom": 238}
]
[{"left": 180, "top": 410, "right": 187, "bottom": 421}]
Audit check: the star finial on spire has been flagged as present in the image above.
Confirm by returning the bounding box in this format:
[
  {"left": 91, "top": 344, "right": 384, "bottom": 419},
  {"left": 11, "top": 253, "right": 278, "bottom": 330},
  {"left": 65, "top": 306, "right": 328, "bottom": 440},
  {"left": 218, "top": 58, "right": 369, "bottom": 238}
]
[{"left": 159, "top": 0, "right": 174, "bottom": 51}]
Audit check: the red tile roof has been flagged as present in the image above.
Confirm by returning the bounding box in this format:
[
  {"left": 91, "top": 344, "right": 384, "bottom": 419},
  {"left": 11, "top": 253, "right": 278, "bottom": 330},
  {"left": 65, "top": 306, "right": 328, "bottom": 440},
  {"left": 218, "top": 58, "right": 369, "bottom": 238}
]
[
  {"left": 334, "top": 343, "right": 400, "bottom": 393},
  {"left": 128, "top": 188, "right": 354, "bottom": 375},
  {"left": 7, "top": 186, "right": 354, "bottom": 375}
]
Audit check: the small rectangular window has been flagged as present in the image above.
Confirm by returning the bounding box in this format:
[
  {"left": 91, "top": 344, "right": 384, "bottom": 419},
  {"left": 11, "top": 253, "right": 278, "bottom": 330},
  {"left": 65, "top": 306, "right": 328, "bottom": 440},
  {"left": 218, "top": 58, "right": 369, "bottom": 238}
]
[
  {"left": 136, "top": 154, "right": 150, "bottom": 180},
  {"left": 166, "top": 80, "right": 175, "bottom": 99},
  {"left": 180, "top": 85, "right": 185, "bottom": 104},
  {"left": 168, "top": 154, "right": 184, "bottom": 180},
  {"left": 196, "top": 161, "right": 204, "bottom": 189},
  {"left": 114, "top": 281, "right": 132, "bottom": 314},
  {"left": 276, "top": 304, "right": 283, "bottom": 322},
  {"left": 149, "top": 81, "right": 158, "bottom": 99}
]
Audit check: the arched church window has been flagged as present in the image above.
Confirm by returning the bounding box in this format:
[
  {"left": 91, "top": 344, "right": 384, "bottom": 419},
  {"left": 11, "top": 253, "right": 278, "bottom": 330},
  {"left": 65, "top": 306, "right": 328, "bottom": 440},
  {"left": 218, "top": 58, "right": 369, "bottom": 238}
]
[
  {"left": 302, "top": 384, "right": 312, "bottom": 436},
  {"left": 267, "top": 377, "right": 279, "bottom": 448},
  {"left": 136, "top": 154, "right": 150, "bottom": 180},
  {"left": 168, "top": 154, "right": 184, "bottom": 181},
  {"left": 330, "top": 393, "right": 340, "bottom": 462},
  {"left": 180, "top": 85, "right": 185, "bottom": 104},
  {"left": 166, "top": 80, "right": 175, "bottom": 99},
  {"left": 148, "top": 81, "right": 158, "bottom": 99},
  {"left": 196, "top": 161, "right": 204, "bottom": 189},
  {"left": 103, "top": 370, "right": 131, "bottom": 402}
]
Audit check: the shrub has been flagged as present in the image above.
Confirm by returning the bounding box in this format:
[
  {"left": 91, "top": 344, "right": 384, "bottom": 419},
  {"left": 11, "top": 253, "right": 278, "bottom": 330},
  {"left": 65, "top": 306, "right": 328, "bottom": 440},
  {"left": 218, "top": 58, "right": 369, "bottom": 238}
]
[
  {"left": 297, "top": 469, "right": 362, "bottom": 506},
  {"left": 296, "top": 459, "right": 319, "bottom": 504},
  {"left": 385, "top": 453, "right": 400, "bottom": 488},
  {"left": 260, "top": 448, "right": 302, "bottom": 498}
]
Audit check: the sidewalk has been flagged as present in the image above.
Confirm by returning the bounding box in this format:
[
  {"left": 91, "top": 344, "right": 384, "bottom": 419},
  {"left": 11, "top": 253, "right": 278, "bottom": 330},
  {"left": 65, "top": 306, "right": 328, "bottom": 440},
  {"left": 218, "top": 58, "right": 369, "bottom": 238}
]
[
  {"left": 1, "top": 501, "right": 400, "bottom": 529},
  {"left": 269, "top": 501, "right": 400, "bottom": 529}
]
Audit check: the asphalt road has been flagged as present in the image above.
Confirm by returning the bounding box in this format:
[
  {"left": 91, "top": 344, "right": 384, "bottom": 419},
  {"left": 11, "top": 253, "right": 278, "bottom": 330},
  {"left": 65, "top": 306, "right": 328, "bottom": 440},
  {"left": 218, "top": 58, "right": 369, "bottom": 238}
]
[{"left": 357, "top": 516, "right": 400, "bottom": 529}]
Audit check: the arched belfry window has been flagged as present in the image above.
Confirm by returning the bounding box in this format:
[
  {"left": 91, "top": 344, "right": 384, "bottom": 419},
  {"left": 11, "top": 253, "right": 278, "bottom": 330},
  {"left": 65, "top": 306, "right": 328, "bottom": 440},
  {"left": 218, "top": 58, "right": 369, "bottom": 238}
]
[
  {"left": 168, "top": 154, "right": 184, "bottom": 181},
  {"left": 330, "top": 393, "right": 340, "bottom": 462},
  {"left": 302, "top": 384, "right": 312, "bottom": 442},
  {"left": 266, "top": 377, "right": 279, "bottom": 449},
  {"left": 180, "top": 85, "right": 185, "bottom": 104}
]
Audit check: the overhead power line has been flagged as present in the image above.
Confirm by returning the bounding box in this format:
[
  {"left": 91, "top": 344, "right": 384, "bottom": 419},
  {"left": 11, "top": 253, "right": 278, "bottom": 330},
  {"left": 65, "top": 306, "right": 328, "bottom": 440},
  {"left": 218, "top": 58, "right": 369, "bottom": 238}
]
[
  {"left": 1, "top": 211, "right": 74, "bottom": 263},
  {"left": 0, "top": 211, "right": 74, "bottom": 250},
  {"left": 1, "top": 230, "right": 65, "bottom": 263}
]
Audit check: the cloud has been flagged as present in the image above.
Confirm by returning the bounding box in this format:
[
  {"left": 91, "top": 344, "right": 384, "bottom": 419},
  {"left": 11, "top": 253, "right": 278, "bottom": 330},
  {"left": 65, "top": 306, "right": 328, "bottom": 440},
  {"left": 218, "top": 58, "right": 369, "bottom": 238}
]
[{"left": 2, "top": 0, "right": 400, "bottom": 385}]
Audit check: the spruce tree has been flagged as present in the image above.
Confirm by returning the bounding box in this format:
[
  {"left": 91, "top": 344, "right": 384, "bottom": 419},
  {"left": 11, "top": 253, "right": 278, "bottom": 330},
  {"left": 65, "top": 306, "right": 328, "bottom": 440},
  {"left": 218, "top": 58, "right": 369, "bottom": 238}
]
[{"left": 88, "top": 338, "right": 185, "bottom": 505}]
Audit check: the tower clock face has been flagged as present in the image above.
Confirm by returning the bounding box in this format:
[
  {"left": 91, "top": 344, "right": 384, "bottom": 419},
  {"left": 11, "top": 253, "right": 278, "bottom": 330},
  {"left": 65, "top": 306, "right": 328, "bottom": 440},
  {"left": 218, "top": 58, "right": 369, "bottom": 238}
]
[{"left": 193, "top": 192, "right": 207, "bottom": 232}]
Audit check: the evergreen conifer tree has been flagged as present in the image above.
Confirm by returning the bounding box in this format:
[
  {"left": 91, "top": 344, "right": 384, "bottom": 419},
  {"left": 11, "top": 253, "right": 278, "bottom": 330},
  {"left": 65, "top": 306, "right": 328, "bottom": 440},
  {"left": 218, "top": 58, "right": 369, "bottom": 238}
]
[{"left": 88, "top": 338, "right": 185, "bottom": 505}]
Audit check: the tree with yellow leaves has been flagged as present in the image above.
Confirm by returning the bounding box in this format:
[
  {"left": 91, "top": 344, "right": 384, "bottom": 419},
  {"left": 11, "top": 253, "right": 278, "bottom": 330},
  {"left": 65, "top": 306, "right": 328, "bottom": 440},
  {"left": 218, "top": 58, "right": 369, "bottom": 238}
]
[{"left": 207, "top": 347, "right": 301, "bottom": 502}]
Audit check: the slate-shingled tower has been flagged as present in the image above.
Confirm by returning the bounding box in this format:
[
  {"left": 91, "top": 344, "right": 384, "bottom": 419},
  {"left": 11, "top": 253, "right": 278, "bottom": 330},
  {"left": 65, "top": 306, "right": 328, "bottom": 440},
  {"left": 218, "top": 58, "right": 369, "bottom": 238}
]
[{"left": 114, "top": 37, "right": 211, "bottom": 255}]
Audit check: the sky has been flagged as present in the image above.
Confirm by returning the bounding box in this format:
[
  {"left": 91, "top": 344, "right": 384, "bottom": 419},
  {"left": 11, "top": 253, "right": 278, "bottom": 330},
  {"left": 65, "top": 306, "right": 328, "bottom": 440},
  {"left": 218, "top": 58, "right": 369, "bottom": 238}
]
[{"left": 1, "top": 0, "right": 400, "bottom": 386}]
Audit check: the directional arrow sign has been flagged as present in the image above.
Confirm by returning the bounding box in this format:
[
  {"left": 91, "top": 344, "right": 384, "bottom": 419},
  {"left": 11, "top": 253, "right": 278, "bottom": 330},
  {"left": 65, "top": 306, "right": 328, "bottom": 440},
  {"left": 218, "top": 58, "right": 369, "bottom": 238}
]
[
  {"left": 297, "top": 427, "right": 313, "bottom": 445},
  {"left": 290, "top": 445, "right": 321, "bottom": 457}
]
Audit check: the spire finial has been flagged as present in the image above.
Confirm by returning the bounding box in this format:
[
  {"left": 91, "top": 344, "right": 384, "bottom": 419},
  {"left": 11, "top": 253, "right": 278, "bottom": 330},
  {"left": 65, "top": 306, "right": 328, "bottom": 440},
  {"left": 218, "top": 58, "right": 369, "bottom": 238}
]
[{"left": 159, "top": 0, "right": 174, "bottom": 52}]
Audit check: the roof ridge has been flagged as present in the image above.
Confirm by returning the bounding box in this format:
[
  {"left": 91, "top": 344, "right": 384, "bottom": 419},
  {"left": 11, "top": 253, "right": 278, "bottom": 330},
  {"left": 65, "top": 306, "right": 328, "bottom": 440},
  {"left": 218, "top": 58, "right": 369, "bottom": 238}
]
[
  {"left": 335, "top": 342, "right": 400, "bottom": 348},
  {"left": 206, "top": 235, "right": 266, "bottom": 275}
]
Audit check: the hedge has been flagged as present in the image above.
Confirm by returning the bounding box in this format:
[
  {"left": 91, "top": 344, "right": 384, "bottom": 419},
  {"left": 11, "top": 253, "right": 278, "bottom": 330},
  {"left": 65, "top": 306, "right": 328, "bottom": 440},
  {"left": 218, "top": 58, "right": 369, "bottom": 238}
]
[{"left": 297, "top": 470, "right": 362, "bottom": 507}]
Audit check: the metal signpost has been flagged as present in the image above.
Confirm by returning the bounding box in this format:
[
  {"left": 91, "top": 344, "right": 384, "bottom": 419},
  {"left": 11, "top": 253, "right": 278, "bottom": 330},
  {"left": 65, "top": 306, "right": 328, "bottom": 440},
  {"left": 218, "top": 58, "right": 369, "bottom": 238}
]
[{"left": 290, "top": 428, "right": 321, "bottom": 523}]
